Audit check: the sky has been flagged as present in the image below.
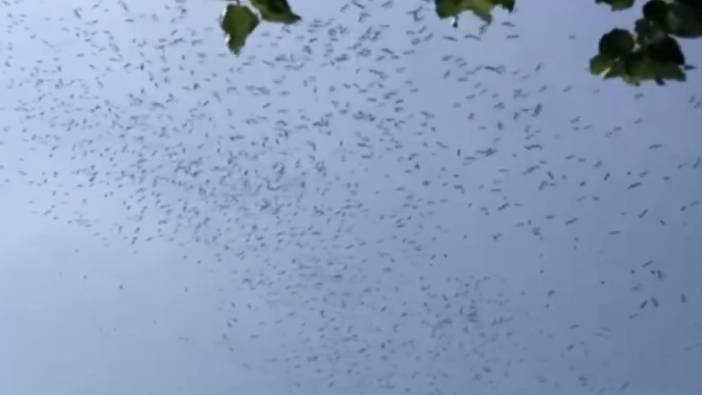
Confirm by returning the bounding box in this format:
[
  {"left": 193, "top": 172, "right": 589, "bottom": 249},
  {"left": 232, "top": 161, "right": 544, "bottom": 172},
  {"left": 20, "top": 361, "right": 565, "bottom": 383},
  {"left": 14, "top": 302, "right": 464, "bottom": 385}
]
[{"left": 1, "top": 0, "right": 701, "bottom": 394}]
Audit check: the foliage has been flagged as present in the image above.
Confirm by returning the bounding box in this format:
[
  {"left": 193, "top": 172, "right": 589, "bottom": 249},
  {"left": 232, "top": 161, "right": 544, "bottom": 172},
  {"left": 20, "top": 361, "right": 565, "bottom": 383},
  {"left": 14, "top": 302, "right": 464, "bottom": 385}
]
[
  {"left": 596, "top": 0, "right": 636, "bottom": 11},
  {"left": 251, "top": 0, "right": 301, "bottom": 23},
  {"left": 218, "top": 0, "right": 702, "bottom": 86},
  {"left": 220, "top": 0, "right": 300, "bottom": 55},
  {"left": 434, "top": 0, "right": 515, "bottom": 23},
  {"left": 590, "top": 0, "right": 702, "bottom": 85},
  {"left": 221, "top": 4, "right": 260, "bottom": 54}
]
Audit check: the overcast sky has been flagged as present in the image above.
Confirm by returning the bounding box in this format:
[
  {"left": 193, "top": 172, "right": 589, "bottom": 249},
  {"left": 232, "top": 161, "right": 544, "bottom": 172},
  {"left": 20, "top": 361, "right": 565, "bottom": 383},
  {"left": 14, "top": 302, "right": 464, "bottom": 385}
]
[{"left": 1, "top": 0, "right": 701, "bottom": 394}]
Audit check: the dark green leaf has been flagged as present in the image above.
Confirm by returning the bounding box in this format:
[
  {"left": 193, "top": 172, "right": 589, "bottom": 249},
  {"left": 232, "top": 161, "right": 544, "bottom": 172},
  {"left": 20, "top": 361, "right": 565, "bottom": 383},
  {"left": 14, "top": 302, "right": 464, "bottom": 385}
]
[
  {"left": 647, "top": 36, "right": 685, "bottom": 64},
  {"left": 590, "top": 53, "right": 615, "bottom": 75},
  {"left": 625, "top": 52, "right": 686, "bottom": 84},
  {"left": 599, "top": 29, "right": 635, "bottom": 57},
  {"left": 595, "top": 0, "right": 636, "bottom": 11},
  {"left": 604, "top": 61, "right": 626, "bottom": 80},
  {"left": 642, "top": 0, "right": 669, "bottom": 26},
  {"left": 495, "top": 0, "right": 516, "bottom": 12},
  {"left": 434, "top": 0, "right": 515, "bottom": 24},
  {"left": 666, "top": 1, "right": 702, "bottom": 38},
  {"left": 635, "top": 18, "right": 668, "bottom": 45},
  {"left": 221, "top": 5, "right": 260, "bottom": 54},
  {"left": 251, "top": 0, "right": 301, "bottom": 23}
]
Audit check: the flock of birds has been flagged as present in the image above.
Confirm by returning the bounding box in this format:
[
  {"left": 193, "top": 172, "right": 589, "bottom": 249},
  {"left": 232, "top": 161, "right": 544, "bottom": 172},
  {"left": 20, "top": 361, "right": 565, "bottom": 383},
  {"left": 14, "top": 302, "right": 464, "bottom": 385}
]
[{"left": 1, "top": 0, "right": 701, "bottom": 394}]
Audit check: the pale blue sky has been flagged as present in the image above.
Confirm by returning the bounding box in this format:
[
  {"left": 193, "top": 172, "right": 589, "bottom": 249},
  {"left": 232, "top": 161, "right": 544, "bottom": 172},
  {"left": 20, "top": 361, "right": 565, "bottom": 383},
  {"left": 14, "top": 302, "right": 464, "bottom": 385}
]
[{"left": 1, "top": 1, "right": 701, "bottom": 394}]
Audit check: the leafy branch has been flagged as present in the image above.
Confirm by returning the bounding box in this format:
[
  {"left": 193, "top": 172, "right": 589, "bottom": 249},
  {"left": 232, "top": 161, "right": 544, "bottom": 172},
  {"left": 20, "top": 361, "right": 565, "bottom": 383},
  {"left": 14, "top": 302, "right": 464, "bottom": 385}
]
[
  {"left": 591, "top": 0, "right": 702, "bottom": 85},
  {"left": 220, "top": 0, "right": 300, "bottom": 54},
  {"left": 218, "top": 0, "right": 702, "bottom": 86}
]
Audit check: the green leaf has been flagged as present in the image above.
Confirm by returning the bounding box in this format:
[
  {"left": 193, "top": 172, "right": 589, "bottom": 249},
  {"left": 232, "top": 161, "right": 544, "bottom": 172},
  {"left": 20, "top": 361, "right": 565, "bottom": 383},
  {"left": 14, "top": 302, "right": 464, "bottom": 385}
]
[
  {"left": 647, "top": 36, "right": 685, "bottom": 65},
  {"left": 595, "top": 0, "right": 636, "bottom": 11},
  {"left": 642, "top": 0, "right": 670, "bottom": 27},
  {"left": 625, "top": 52, "right": 686, "bottom": 84},
  {"left": 599, "top": 28, "right": 635, "bottom": 57},
  {"left": 434, "top": 0, "right": 515, "bottom": 24},
  {"left": 493, "top": 0, "right": 515, "bottom": 12},
  {"left": 641, "top": 0, "right": 702, "bottom": 38},
  {"left": 591, "top": 49, "right": 687, "bottom": 86},
  {"left": 250, "top": 0, "right": 301, "bottom": 23},
  {"left": 590, "top": 53, "right": 615, "bottom": 75},
  {"left": 666, "top": 1, "right": 702, "bottom": 38},
  {"left": 604, "top": 61, "right": 627, "bottom": 80},
  {"left": 635, "top": 18, "right": 668, "bottom": 45},
  {"left": 221, "top": 5, "right": 260, "bottom": 54},
  {"left": 591, "top": 26, "right": 688, "bottom": 86}
]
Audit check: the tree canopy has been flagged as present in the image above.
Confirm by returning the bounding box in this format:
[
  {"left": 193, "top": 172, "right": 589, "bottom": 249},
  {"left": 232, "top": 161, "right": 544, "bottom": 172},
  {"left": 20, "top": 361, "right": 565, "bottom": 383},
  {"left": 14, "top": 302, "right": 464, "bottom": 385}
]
[{"left": 220, "top": 0, "right": 702, "bottom": 85}]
